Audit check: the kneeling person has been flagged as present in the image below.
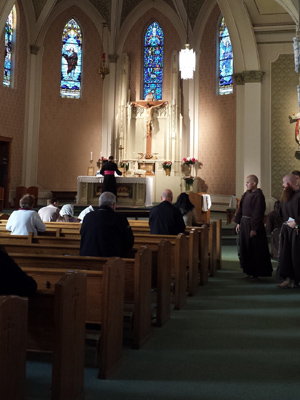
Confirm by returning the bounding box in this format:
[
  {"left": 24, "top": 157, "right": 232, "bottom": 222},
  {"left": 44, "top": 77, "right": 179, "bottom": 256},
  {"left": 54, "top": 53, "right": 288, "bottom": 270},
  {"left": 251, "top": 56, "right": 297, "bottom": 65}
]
[{"left": 80, "top": 192, "right": 134, "bottom": 257}]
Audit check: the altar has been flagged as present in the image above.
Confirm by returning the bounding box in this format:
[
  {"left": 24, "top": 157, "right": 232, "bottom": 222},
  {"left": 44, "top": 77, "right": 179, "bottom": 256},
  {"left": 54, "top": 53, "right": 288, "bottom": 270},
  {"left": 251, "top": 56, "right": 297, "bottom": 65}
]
[{"left": 77, "top": 176, "right": 153, "bottom": 206}]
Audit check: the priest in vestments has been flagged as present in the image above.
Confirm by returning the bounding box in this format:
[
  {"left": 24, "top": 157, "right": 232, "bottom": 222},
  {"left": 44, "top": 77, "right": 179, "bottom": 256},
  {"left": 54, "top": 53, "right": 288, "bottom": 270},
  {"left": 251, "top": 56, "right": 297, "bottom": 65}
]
[
  {"left": 100, "top": 156, "right": 122, "bottom": 197},
  {"left": 234, "top": 175, "right": 272, "bottom": 278}
]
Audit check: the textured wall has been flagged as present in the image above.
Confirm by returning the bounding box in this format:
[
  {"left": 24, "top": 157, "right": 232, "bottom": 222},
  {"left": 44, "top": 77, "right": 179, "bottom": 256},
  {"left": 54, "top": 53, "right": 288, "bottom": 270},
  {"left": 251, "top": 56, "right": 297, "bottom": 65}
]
[
  {"left": 198, "top": 4, "right": 236, "bottom": 195},
  {"left": 123, "top": 7, "right": 182, "bottom": 102},
  {"left": 271, "top": 54, "right": 300, "bottom": 199},
  {"left": 0, "top": 1, "right": 27, "bottom": 190},
  {"left": 38, "top": 5, "right": 103, "bottom": 191}
]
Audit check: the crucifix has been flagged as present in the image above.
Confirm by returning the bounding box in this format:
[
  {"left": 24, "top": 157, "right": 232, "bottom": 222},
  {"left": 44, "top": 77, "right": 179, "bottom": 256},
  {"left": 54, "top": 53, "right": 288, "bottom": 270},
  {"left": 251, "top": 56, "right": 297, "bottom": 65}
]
[{"left": 131, "top": 100, "right": 168, "bottom": 156}]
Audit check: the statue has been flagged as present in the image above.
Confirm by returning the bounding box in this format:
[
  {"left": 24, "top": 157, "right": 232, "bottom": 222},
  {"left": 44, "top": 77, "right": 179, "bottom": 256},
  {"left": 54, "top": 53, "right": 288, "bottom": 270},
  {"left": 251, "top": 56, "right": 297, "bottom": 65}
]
[
  {"left": 289, "top": 111, "right": 300, "bottom": 145},
  {"left": 131, "top": 100, "right": 167, "bottom": 156}
]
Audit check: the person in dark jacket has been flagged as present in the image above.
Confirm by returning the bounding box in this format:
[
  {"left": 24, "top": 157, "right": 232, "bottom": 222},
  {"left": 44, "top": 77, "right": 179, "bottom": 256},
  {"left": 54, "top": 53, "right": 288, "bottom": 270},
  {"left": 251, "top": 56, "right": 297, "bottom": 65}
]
[
  {"left": 0, "top": 247, "right": 37, "bottom": 296},
  {"left": 265, "top": 200, "right": 283, "bottom": 260},
  {"left": 234, "top": 175, "right": 272, "bottom": 278},
  {"left": 80, "top": 191, "right": 134, "bottom": 257},
  {"left": 100, "top": 155, "right": 122, "bottom": 196},
  {"left": 149, "top": 189, "right": 186, "bottom": 235},
  {"left": 276, "top": 174, "right": 300, "bottom": 288}
]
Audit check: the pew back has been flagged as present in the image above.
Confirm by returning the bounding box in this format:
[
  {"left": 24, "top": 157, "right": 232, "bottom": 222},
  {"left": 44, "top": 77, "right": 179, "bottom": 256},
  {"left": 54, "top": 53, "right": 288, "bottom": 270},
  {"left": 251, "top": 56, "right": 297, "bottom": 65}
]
[{"left": 0, "top": 296, "right": 28, "bottom": 400}]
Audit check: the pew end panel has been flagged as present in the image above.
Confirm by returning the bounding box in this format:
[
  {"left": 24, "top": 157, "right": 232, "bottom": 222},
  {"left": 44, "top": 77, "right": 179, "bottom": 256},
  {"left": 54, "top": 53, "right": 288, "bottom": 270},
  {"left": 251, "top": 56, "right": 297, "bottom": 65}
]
[
  {"left": 98, "top": 258, "right": 125, "bottom": 379},
  {"left": 174, "top": 234, "right": 189, "bottom": 310},
  {"left": 52, "top": 271, "right": 87, "bottom": 400},
  {"left": 188, "top": 229, "right": 199, "bottom": 296},
  {"left": 0, "top": 296, "right": 28, "bottom": 400},
  {"left": 156, "top": 240, "right": 172, "bottom": 327},
  {"left": 131, "top": 246, "right": 152, "bottom": 349},
  {"left": 27, "top": 271, "right": 87, "bottom": 400},
  {"left": 208, "top": 221, "right": 217, "bottom": 277},
  {"left": 216, "top": 219, "right": 222, "bottom": 270},
  {"left": 198, "top": 225, "right": 209, "bottom": 285}
]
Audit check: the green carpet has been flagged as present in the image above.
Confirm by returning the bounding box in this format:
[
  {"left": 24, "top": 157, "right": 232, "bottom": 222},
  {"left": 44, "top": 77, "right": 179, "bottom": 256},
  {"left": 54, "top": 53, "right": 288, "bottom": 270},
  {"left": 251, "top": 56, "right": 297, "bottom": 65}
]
[{"left": 25, "top": 245, "right": 300, "bottom": 399}]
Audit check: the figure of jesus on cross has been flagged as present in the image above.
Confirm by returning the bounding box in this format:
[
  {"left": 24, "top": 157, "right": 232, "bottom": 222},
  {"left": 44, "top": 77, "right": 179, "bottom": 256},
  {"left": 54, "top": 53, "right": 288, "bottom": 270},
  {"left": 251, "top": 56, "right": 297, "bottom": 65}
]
[{"left": 131, "top": 100, "right": 167, "bottom": 156}]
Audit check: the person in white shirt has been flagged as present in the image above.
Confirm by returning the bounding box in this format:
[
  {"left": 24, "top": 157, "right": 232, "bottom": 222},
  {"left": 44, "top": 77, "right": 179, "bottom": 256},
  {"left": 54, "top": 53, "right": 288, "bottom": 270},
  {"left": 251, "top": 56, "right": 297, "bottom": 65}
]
[
  {"left": 6, "top": 194, "right": 46, "bottom": 235},
  {"left": 38, "top": 198, "right": 60, "bottom": 222}
]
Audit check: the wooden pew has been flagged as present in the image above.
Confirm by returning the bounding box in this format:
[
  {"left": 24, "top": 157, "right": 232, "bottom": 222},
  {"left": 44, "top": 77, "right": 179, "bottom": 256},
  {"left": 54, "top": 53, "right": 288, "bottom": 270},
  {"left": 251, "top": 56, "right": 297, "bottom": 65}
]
[
  {"left": 0, "top": 234, "right": 170, "bottom": 328},
  {"left": 0, "top": 295, "right": 28, "bottom": 400},
  {"left": 9, "top": 249, "right": 151, "bottom": 350},
  {"left": 128, "top": 220, "right": 220, "bottom": 277},
  {"left": 27, "top": 271, "right": 86, "bottom": 399},
  {"left": 132, "top": 233, "right": 189, "bottom": 310}
]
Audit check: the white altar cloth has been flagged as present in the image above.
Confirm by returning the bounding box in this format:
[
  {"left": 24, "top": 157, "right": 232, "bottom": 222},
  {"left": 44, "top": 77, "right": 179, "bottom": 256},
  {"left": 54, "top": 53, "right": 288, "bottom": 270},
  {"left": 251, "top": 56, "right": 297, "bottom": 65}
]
[{"left": 77, "top": 176, "right": 152, "bottom": 206}]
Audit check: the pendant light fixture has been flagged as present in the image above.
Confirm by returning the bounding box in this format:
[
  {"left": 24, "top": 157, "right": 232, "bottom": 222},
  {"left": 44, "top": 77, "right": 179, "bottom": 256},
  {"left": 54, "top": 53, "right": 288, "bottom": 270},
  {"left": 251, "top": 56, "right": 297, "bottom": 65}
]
[{"left": 179, "top": 0, "right": 195, "bottom": 79}]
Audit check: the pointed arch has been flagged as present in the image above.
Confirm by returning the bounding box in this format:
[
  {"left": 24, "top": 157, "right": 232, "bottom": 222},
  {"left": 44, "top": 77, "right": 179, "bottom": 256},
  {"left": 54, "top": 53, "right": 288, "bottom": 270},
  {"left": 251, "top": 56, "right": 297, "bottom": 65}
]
[
  {"left": 3, "top": 5, "right": 16, "bottom": 88},
  {"left": 218, "top": 15, "right": 233, "bottom": 95},
  {"left": 143, "top": 21, "right": 164, "bottom": 100},
  {"left": 60, "top": 18, "right": 82, "bottom": 99}
]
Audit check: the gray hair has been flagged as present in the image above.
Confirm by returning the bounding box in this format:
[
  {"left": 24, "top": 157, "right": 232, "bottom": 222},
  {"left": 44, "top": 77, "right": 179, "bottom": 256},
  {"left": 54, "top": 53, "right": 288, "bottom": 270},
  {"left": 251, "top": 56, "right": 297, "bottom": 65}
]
[{"left": 99, "top": 192, "right": 116, "bottom": 207}]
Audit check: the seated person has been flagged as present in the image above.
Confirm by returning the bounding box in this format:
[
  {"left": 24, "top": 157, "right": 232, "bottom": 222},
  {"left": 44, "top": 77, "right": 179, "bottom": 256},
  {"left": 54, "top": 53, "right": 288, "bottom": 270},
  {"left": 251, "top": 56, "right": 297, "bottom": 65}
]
[
  {"left": 80, "top": 192, "right": 134, "bottom": 257},
  {"left": 265, "top": 200, "right": 283, "bottom": 260},
  {"left": 6, "top": 194, "right": 46, "bottom": 235},
  {"left": 78, "top": 205, "right": 94, "bottom": 223},
  {"left": 174, "top": 192, "right": 198, "bottom": 226},
  {"left": 56, "top": 204, "right": 77, "bottom": 222},
  {"left": 38, "top": 197, "right": 60, "bottom": 222},
  {"left": 149, "top": 189, "right": 186, "bottom": 235},
  {"left": 0, "top": 247, "right": 37, "bottom": 296}
]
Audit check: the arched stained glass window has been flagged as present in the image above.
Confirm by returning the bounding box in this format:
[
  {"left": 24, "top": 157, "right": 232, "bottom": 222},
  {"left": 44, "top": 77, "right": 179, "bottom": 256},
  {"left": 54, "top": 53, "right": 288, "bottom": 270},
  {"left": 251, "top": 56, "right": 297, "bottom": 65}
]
[
  {"left": 60, "top": 18, "right": 82, "bottom": 99},
  {"left": 3, "top": 6, "right": 16, "bottom": 88},
  {"left": 143, "top": 22, "right": 164, "bottom": 100},
  {"left": 218, "top": 17, "right": 233, "bottom": 95}
]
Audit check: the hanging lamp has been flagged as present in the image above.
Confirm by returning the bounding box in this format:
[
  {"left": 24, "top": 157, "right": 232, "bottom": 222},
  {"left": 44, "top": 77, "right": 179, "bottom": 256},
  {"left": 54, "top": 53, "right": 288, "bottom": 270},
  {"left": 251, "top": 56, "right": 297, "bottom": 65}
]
[
  {"left": 179, "top": 1, "right": 195, "bottom": 80},
  {"left": 97, "top": 22, "right": 110, "bottom": 81}
]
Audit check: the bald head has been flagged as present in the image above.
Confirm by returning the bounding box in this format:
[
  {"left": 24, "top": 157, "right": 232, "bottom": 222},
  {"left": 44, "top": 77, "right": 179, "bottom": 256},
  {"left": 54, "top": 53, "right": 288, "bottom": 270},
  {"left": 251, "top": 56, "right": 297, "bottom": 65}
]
[
  {"left": 247, "top": 175, "right": 258, "bottom": 185},
  {"left": 283, "top": 174, "right": 298, "bottom": 189},
  {"left": 161, "top": 189, "right": 173, "bottom": 203},
  {"left": 245, "top": 175, "right": 258, "bottom": 192}
]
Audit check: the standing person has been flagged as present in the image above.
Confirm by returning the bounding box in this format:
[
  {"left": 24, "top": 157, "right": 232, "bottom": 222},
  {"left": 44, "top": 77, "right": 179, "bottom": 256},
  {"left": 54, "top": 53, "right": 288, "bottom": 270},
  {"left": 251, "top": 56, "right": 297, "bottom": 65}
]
[
  {"left": 80, "top": 192, "right": 134, "bottom": 257},
  {"left": 265, "top": 200, "right": 283, "bottom": 260},
  {"left": 234, "top": 175, "right": 272, "bottom": 278},
  {"left": 38, "top": 198, "right": 60, "bottom": 222},
  {"left": 174, "top": 192, "right": 198, "bottom": 226},
  {"left": 100, "top": 155, "right": 122, "bottom": 197},
  {"left": 6, "top": 194, "right": 46, "bottom": 235},
  {"left": 277, "top": 174, "right": 300, "bottom": 288},
  {"left": 292, "top": 170, "right": 300, "bottom": 187},
  {"left": 149, "top": 189, "right": 186, "bottom": 235}
]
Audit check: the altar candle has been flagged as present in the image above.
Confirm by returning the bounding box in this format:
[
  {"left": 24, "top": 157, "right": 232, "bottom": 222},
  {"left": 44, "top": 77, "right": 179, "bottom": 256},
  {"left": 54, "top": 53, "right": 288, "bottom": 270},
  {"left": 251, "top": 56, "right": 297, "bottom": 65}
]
[
  {"left": 91, "top": 152, "right": 93, "bottom": 160},
  {"left": 102, "top": 52, "right": 105, "bottom": 61}
]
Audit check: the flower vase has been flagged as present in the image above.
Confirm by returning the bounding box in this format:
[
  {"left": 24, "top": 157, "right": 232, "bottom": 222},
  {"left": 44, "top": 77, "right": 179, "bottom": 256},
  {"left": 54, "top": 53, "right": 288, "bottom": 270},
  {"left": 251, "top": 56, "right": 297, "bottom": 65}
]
[
  {"left": 184, "top": 165, "right": 191, "bottom": 176},
  {"left": 185, "top": 182, "right": 193, "bottom": 192},
  {"left": 165, "top": 168, "right": 171, "bottom": 176}
]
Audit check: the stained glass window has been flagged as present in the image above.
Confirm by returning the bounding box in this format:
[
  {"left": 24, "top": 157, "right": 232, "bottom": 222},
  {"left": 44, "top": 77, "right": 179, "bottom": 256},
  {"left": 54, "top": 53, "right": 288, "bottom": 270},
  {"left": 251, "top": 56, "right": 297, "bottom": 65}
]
[
  {"left": 218, "top": 17, "right": 233, "bottom": 95},
  {"left": 143, "top": 22, "right": 164, "bottom": 100},
  {"left": 3, "top": 6, "right": 16, "bottom": 88},
  {"left": 60, "top": 18, "right": 82, "bottom": 99}
]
